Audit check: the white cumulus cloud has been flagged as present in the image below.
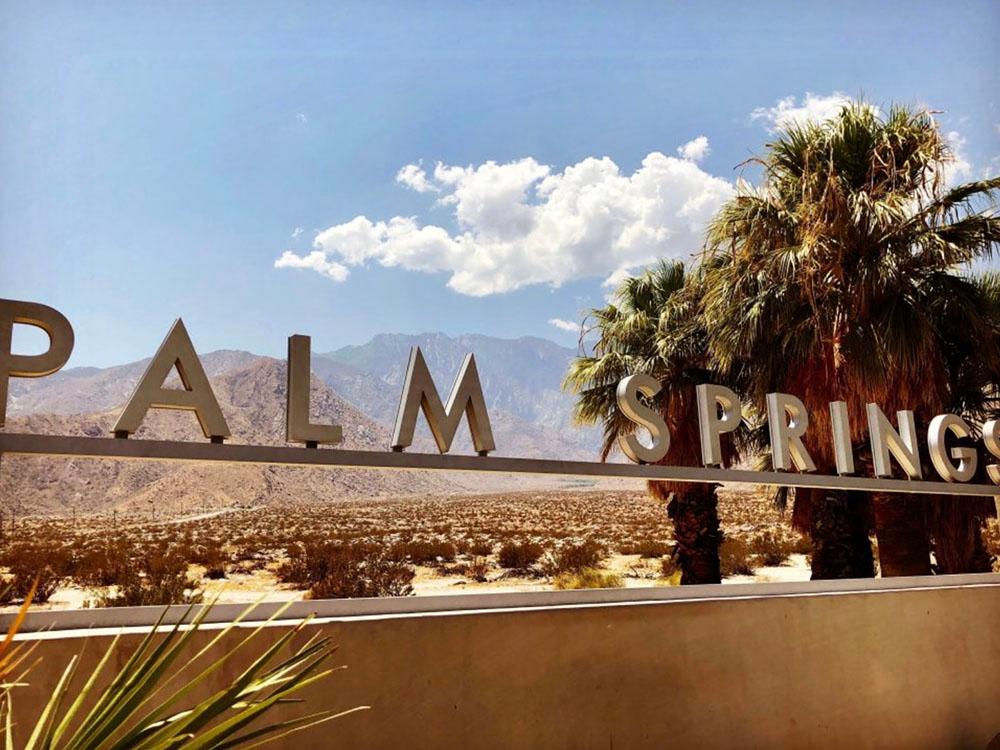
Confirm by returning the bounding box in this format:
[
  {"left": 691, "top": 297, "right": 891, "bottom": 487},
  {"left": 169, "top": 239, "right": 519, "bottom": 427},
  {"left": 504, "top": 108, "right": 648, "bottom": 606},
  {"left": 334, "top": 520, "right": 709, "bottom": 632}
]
[
  {"left": 677, "top": 136, "right": 710, "bottom": 162},
  {"left": 276, "top": 150, "right": 734, "bottom": 295},
  {"left": 943, "top": 130, "right": 973, "bottom": 186},
  {"left": 396, "top": 162, "right": 438, "bottom": 193},
  {"left": 549, "top": 318, "right": 581, "bottom": 333},
  {"left": 274, "top": 250, "right": 349, "bottom": 282},
  {"left": 751, "top": 92, "right": 856, "bottom": 132}
]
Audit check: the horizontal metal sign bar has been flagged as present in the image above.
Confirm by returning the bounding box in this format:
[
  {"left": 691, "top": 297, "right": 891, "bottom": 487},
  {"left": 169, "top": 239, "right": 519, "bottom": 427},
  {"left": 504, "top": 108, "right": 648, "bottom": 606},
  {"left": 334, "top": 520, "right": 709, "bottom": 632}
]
[{"left": 1, "top": 432, "right": 998, "bottom": 497}]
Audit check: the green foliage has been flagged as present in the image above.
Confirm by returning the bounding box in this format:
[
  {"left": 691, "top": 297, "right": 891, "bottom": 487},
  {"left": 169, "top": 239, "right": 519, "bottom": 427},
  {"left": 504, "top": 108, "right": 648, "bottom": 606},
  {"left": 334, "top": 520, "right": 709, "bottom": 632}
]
[{"left": 700, "top": 101, "right": 1000, "bottom": 429}]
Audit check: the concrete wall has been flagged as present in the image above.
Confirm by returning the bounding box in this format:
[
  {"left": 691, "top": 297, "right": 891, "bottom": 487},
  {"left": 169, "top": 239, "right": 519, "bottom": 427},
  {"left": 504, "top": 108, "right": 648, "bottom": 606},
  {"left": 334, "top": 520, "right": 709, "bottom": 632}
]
[{"left": 11, "top": 578, "right": 1000, "bottom": 749}]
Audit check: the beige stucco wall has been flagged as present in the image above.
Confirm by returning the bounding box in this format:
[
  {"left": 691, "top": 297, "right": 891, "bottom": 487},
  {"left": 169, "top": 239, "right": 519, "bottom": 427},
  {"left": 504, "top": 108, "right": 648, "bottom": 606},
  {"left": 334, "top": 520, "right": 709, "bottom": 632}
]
[{"left": 12, "top": 583, "right": 1000, "bottom": 749}]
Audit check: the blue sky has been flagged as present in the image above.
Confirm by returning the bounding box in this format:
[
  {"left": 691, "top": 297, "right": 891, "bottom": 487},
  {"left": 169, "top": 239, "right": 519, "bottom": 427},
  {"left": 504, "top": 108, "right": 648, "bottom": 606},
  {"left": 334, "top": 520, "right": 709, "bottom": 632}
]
[{"left": 1, "top": 1, "right": 998, "bottom": 367}]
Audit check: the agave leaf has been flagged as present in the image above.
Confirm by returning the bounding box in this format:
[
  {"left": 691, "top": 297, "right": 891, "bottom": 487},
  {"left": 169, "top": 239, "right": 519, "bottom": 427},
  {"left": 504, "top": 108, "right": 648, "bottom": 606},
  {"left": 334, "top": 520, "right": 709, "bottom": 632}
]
[
  {"left": 215, "top": 706, "right": 370, "bottom": 750},
  {"left": 23, "top": 656, "right": 78, "bottom": 750},
  {"left": 113, "top": 598, "right": 297, "bottom": 747},
  {"left": 62, "top": 606, "right": 203, "bottom": 750},
  {"left": 49, "top": 634, "right": 122, "bottom": 746}
]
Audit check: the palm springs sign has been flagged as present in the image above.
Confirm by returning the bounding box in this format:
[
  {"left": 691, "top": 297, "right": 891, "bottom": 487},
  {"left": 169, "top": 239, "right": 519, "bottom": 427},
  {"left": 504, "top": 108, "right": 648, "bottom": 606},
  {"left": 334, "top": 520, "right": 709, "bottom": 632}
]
[{"left": 2, "top": 298, "right": 1000, "bottom": 488}]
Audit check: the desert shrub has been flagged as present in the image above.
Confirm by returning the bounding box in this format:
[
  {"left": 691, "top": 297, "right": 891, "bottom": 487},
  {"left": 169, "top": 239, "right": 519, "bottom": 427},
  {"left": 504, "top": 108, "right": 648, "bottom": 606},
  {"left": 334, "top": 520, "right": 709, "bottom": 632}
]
[
  {"left": 982, "top": 518, "right": 999, "bottom": 572},
  {"left": 275, "top": 541, "right": 348, "bottom": 585},
  {"left": 306, "top": 544, "right": 414, "bottom": 599},
  {"left": 187, "top": 544, "right": 228, "bottom": 579},
  {"left": 203, "top": 562, "right": 227, "bottom": 580},
  {"left": 0, "top": 542, "right": 71, "bottom": 603},
  {"left": 619, "top": 539, "right": 672, "bottom": 558},
  {"left": 658, "top": 565, "right": 682, "bottom": 586},
  {"left": 468, "top": 539, "right": 493, "bottom": 557},
  {"left": 750, "top": 531, "right": 794, "bottom": 567},
  {"left": 1, "top": 569, "right": 60, "bottom": 605},
  {"left": 553, "top": 568, "right": 623, "bottom": 590},
  {"left": 720, "top": 536, "right": 755, "bottom": 577},
  {"left": 660, "top": 554, "right": 678, "bottom": 579},
  {"left": 497, "top": 541, "right": 543, "bottom": 569},
  {"left": 97, "top": 545, "right": 202, "bottom": 607},
  {"left": 73, "top": 539, "right": 132, "bottom": 587},
  {"left": 466, "top": 556, "right": 490, "bottom": 583},
  {"left": 439, "top": 562, "right": 468, "bottom": 577},
  {"left": 389, "top": 540, "right": 456, "bottom": 565},
  {"left": 545, "top": 540, "right": 604, "bottom": 575},
  {"left": 789, "top": 533, "right": 812, "bottom": 555},
  {"left": 231, "top": 543, "right": 269, "bottom": 572}
]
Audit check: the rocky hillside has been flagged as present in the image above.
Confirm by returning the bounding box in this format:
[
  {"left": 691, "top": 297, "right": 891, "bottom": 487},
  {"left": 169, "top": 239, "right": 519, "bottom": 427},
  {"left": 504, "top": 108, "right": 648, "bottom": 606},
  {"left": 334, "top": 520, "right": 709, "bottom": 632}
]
[
  {"left": 1, "top": 359, "right": 454, "bottom": 516},
  {"left": 314, "top": 332, "right": 601, "bottom": 458},
  {"left": 6, "top": 350, "right": 261, "bottom": 417},
  {"left": 2, "top": 332, "right": 608, "bottom": 516}
]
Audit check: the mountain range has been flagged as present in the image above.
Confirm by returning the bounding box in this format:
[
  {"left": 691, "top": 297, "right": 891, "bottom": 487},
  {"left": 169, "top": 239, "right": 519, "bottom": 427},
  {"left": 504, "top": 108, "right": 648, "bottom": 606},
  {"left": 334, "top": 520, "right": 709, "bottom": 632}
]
[{"left": 2, "top": 333, "right": 603, "bottom": 515}]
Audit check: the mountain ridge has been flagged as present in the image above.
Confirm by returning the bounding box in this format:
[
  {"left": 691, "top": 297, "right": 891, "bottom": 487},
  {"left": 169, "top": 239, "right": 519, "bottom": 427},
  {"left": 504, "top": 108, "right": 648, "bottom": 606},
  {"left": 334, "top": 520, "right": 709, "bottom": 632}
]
[{"left": 7, "top": 332, "right": 601, "bottom": 459}]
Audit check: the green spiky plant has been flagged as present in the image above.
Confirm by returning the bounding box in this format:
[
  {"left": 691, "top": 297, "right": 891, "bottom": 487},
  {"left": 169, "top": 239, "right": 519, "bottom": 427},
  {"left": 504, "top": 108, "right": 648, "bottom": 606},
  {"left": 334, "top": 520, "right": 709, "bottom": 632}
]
[{"left": 1, "top": 598, "right": 367, "bottom": 749}]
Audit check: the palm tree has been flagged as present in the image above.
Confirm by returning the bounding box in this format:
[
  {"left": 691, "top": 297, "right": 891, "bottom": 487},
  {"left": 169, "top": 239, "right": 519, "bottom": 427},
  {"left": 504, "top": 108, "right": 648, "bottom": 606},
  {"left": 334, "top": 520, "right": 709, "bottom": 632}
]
[
  {"left": 925, "top": 272, "right": 1000, "bottom": 573},
  {"left": 565, "top": 261, "right": 735, "bottom": 584},
  {"left": 698, "top": 101, "right": 1000, "bottom": 579}
]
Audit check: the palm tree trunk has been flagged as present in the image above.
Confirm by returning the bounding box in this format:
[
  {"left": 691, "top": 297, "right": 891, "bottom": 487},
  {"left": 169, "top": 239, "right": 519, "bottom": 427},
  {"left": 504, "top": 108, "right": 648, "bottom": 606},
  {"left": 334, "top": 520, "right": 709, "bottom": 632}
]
[
  {"left": 807, "top": 489, "right": 875, "bottom": 580},
  {"left": 666, "top": 484, "right": 722, "bottom": 584},
  {"left": 871, "top": 493, "right": 931, "bottom": 577},
  {"left": 929, "top": 496, "right": 996, "bottom": 574}
]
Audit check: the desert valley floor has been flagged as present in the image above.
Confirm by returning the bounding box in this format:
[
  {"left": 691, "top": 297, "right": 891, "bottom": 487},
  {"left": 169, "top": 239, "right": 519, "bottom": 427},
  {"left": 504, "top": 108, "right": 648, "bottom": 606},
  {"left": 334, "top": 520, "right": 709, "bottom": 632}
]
[{"left": 1, "top": 484, "right": 829, "bottom": 611}]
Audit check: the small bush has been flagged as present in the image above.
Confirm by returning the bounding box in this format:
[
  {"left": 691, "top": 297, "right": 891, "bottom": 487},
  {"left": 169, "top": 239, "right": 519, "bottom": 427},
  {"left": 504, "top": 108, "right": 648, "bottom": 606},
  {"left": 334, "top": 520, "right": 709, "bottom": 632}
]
[
  {"left": 497, "top": 541, "right": 543, "bottom": 569},
  {"left": 720, "top": 537, "right": 755, "bottom": 577},
  {"left": 275, "top": 541, "right": 347, "bottom": 585},
  {"left": 619, "top": 539, "right": 672, "bottom": 558},
  {"left": 544, "top": 540, "right": 604, "bottom": 575},
  {"left": 73, "top": 539, "right": 132, "bottom": 587},
  {"left": 466, "top": 556, "right": 490, "bottom": 583},
  {"left": 0, "top": 543, "right": 71, "bottom": 603},
  {"left": 389, "top": 540, "right": 456, "bottom": 565},
  {"left": 188, "top": 543, "right": 229, "bottom": 576},
  {"left": 553, "top": 568, "right": 623, "bottom": 590},
  {"left": 750, "top": 531, "right": 794, "bottom": 567},
  {"left": 306, "top": 545, "right": 414, "bottom": 599},
  {"left": 203, "top": 563, "right": 227, "bottom": 580},
  {"left": 97, "top": 546, "right": 202, "bottom": 607},
  {"left": 468, "top": 539, "right": 493, "bottom": 557},
  {"left": 982, "top": 518, "right": 999, "bottom": 572}
]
